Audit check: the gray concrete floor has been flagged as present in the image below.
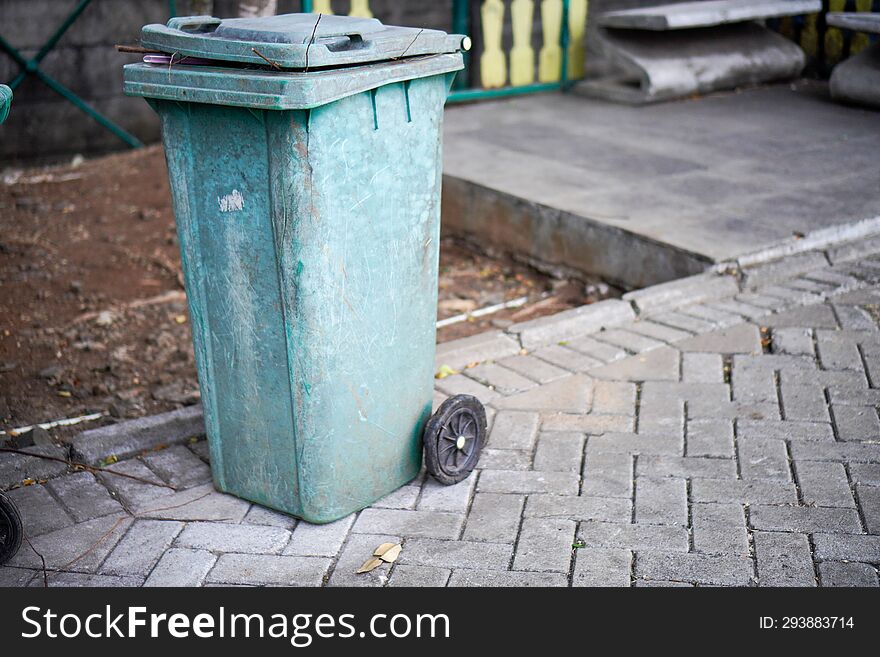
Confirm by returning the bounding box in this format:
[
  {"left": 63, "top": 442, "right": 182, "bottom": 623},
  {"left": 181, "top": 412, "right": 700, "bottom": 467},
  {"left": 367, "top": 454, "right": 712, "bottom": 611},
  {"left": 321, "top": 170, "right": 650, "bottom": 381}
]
[{"left": 443, "top": 80, "right": 880, "bottom": 266}]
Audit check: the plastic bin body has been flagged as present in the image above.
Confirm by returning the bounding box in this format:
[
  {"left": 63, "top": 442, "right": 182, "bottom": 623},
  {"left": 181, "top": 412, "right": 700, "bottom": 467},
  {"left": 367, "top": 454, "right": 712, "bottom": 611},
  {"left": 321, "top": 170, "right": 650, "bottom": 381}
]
[{"left": 125, "top": 15, "right": 463, "bottom": 523}]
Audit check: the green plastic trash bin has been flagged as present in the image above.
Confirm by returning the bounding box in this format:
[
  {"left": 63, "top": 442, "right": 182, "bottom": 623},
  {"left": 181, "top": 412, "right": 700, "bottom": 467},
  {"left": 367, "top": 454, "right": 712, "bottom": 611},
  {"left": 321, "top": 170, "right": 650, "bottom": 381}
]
[{"left": 124, "top": 13, "right": 485, "bottom": 523}]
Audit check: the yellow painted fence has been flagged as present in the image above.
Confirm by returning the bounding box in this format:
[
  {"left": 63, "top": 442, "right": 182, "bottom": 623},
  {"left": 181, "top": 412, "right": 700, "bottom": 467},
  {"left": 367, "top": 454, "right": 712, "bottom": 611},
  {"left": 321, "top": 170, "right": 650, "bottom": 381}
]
[{"left": 306, "top": 1, "right": 590, "bottom": 90}]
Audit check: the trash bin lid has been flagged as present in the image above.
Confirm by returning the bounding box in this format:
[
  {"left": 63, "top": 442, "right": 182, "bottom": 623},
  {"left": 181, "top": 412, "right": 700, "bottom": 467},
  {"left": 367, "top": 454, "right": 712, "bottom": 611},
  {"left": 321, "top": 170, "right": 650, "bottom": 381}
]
[{"left": 140, "top": 13, "right": 469, "bottom": 70}]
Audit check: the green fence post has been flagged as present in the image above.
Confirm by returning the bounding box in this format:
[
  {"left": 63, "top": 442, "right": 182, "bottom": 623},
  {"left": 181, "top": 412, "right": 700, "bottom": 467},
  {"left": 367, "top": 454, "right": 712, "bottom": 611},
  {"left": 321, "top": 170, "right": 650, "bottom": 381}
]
[
  {"left": 451, "top": 0, "right": 472, "bottom": 90},
  {"left": 301, "top": 0, "right": 314, "bottom": 12},
  {"left": 560, "top": 0, "right": 570, "bottom": 91}
]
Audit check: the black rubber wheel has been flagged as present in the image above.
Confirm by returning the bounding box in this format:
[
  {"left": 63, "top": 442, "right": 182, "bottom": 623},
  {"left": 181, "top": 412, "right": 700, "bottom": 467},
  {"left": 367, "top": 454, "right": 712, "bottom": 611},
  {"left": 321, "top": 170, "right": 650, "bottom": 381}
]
[
  {"left": 423, "top": 394, "right": 487, "bottom": 485},
  {"left": 0, "top": 491, "right": 23, "bottom": 566}
]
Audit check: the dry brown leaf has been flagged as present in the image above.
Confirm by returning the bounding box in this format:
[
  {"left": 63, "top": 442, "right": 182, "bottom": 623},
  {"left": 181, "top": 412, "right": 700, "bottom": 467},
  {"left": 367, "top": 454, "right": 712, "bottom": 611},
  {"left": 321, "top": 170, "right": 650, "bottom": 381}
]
[
  {"left": 378, "top": 544, "right": 402, "bottom": 563},
  {"left": 357, "top": 557, "right": 383, "bottom": 574},
  {"left": 373, "top": 543, "right": 397, "bottom": 557}
]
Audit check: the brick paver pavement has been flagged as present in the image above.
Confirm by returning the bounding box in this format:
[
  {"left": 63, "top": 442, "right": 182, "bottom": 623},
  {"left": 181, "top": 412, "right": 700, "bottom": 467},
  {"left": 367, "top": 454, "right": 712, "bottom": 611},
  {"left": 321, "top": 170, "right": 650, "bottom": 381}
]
[{"left": 2, "top": 243, "right": 879, "bottom": 587}]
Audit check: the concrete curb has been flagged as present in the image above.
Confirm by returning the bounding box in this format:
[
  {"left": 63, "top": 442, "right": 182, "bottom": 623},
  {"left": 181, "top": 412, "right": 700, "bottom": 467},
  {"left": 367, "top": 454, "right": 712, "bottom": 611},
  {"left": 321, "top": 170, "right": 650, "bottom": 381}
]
[{"left": 69, "top": 404, "right": 205, "bottom": 466}]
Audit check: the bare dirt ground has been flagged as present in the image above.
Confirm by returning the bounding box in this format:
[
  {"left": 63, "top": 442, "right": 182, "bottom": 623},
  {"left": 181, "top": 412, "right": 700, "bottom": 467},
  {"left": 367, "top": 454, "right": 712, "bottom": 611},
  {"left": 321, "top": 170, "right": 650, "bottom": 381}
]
[{"left": 0, "top": 146, "right": 616, "bottom": 437}]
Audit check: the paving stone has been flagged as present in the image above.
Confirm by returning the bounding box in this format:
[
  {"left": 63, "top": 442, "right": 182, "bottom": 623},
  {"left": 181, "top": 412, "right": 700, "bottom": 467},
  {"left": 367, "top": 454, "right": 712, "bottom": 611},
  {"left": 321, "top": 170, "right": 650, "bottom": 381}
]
[
  {"left": 591, "top": 380, "right": 637, "bottom": 415},
  {"left": 478, "top": 470, "right": 579, "bottom": 495},
  {"left": 789, "top": 441, "right": 880, "bottom": 464},
  {"left": 486, "top": 410, "right": 539, "bottom": 451},
  {"left": 44, "top": 472, "right": 123, "bottom": 523},
  {"left": 141, "top": 445, "right": 212, "bottom": 488},
  {"left": 242, "top": 505, "right": 299, "bottom": 529},
  {"left": 525, "top": 494, "right": 631, "bottom": 524},
  {"left": 856, "top": 484, "right": 880, "bottom": 534},
  {"left": 579, "top": 522, "right": 689, "bottom": 552},
  {"left": 635, "top": 477, "right": 687, "bottom": 526},
  {"left": 753, "top": 531, "right": 816, "bottom": 587},
  {"left": 589, "top": 346, "right": 680, "bottom": 382},
  {"left": 827, "top": 236, "right": 880, "bottom": 264},
  {"left": 690, "top": 478, "right": 798, "bottom": 504},
  {"left": 737, "top": 419, "right": 834, "bottom": 442},
  {"left": 686, "top": 418, "right": 734, "bottom": 458},
  {"left": 206, "top": 553, "right": 330, "bottom": 587},
  {"left": 771, "top": 327, "right": 815, "bottom": 356},
  {"left": 780, "top": 382, "right": 830, "bottom": 423},
  {"left": 0, "top": 444, "right": 68, "bottom": 489},
  {"left": 100, "top": 519, "right": 183, "bottom": 576},
  {"left": 850, "top": 464, "right": 880, "bottom": 486},
  {"left": 749, "top": 505, "right": 862, "bottom": 533},
  {"left": 127, "top": 484, "right": 250, "bottom": 525},
  {"left": 510, "top": 299, "right": 635, "bottom": 350},
  {"left": 417, "top": 476, "right": 476, "bottom": 512},
  {"left": 0, "top": 567, "right": 37, "bottom": 587},
  {"left": 95, "top": 458, "right": 176, "bottom": 512},
  {"left": 8, "top": 513, "right": 132, "bottom": 572},
  {"left": 177, "top": 521, "right": 291, "bottom": 554},
  {"left": 736, "top": 292, "right": 790, "bottom": 312},
  {"left": 388, "top": 565, "right": 450, "bottom": 587},
  {"left": 188, "top": 440, "right": 211, "bottom": 462},
  {"left": 572, "top": 547, "right": 632, "bottom": 586},
  {"left": 682, "top": 352, "right": 724, "bottom": 383},
  {"left": 513, "top": 517, "right": 576, "bottom": 573},
  {"left": 281, "top": 514, "right": 356, "bottom": 557},
  {"left": 650, "top": 310, "right": 718, "bottom": 334},
  {"left": 627, "top": 320, "right": 693, "bottom": 344},
  {"left": 327, "top": 533, "right": 400, "bottom": 587},
  {"left": 833, "top": 304, "right": 877, "bottom": 331},
  {"left": 795, "top": 461, "right": 855, "bottom": 508},
  {"left": 352, "top": 509, "right": 463, "bottom": 539},
  {"left": 818, "top": 561, "right": 879, "bottom": 587},
  {"left": 678, "top": 323, "right": 762, "bottom": 354},
  {"left": 812, "top": 533, "right": 880, "bottom": 562},
  {"left": 758, "top": 285, "right": 824, "bottom": 306},
  {"left": 637, "top": 455, "right": 737, "bottom": 480},
  {"left": 586, "top": 432, "right": 682, "bottom": 456},
  {"left": 541, "top": 413, "right": 634, "bottom": 434},
  {"left": 634, "top": 579, "right": 694, "bottom": 587},
  {"left": 738, "top": 438, "right": 791, "bottom": 481},
  {"left": 595, "top": 328, "right": 664, "bottom": 354},
  {"left": 448, "top": 569, "right": 568, "bottom": 587},
  {"left": 477, "top": 449, "right": 532, "bottom": 471},
  {"left": 463, "top": 493, "right": 523, "bottom": 543},
  {"left": 492, "top": 375, "right": 593, "bottom": 413},
  {"left": 678, "top": 303, "right": 744, "bottom": 329},
  {"left": 5, "top": 484, "right": 73, "bottom": 537},
  {"left": 532, "top": 345, "right": 604, "bottom": 373},
  {"left": 732, "top": 367, "right": 777, "bottom": 404},
  {"left": 692, "top": 503, "right": 749, "bottom": 556},
  {"left": 828, "top": 386, "right": 880, "bottom": 406},
  {"left": 832, "top": 405, "right": 880, "bottom": 441},
  {"left": 708, "top": 298, "right": 770, "bottom": 321},
  {"left": 635, "top": 552, "right": 754, "bottom": 586},
  {"left": 434, "top": 331, "right": 521, "bottom": 371},
  {"left": 434, "top": 374, "right": 501, "bottom": 404},
  {"left": 581, "top": 451, "right": 633, "bottom": 499},
  {"left": 36, "top": 573, "right": 144, "bottom": 587},
  {"left": 817, "top": 339, "right": 864, "bottom": 371},
  {"left": 533, "top": 432, "right": 585, "bottom": 473},
  {"left": 688, "top": 400, "right": 780, "bottom": 421},
  {"left": 465, "top": 363, "right": 537, "bottom": 396},
  {"left": 398, "top": 539, "right": 513, "bottom": 570},
  {"left": 564, "top": 335, "right": 629, "bottom": 363},
  {"left": 762, "top": 303, "right": 839, "bottom": 329},
  {"left": 498, "top": 354, "right": 570, "bottom": 384}
]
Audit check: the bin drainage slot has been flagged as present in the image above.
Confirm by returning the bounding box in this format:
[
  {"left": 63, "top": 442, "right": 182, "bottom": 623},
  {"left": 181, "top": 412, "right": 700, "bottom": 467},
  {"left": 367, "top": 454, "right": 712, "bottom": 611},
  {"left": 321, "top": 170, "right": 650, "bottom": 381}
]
[
  {"left": 404, "top": 80, "right": 413, "bottom": 123},
  {"left": 369, "top": 88, "right": 379, "bottom": 130}
]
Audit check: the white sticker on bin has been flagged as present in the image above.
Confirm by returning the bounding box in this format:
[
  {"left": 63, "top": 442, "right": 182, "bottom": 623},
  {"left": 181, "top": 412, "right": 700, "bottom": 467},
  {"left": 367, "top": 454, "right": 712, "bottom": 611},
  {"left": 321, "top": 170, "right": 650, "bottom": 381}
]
[{"left": 218, "top": 190, "right": 244, "bottom": 213}]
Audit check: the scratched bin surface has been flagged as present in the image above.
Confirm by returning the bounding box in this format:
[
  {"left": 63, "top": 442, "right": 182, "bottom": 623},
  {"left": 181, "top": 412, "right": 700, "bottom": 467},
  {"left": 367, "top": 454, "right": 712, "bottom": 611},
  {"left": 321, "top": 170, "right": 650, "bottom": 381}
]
[{"left": 123, "top": 13, "right": 465, "bottom": 523}]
